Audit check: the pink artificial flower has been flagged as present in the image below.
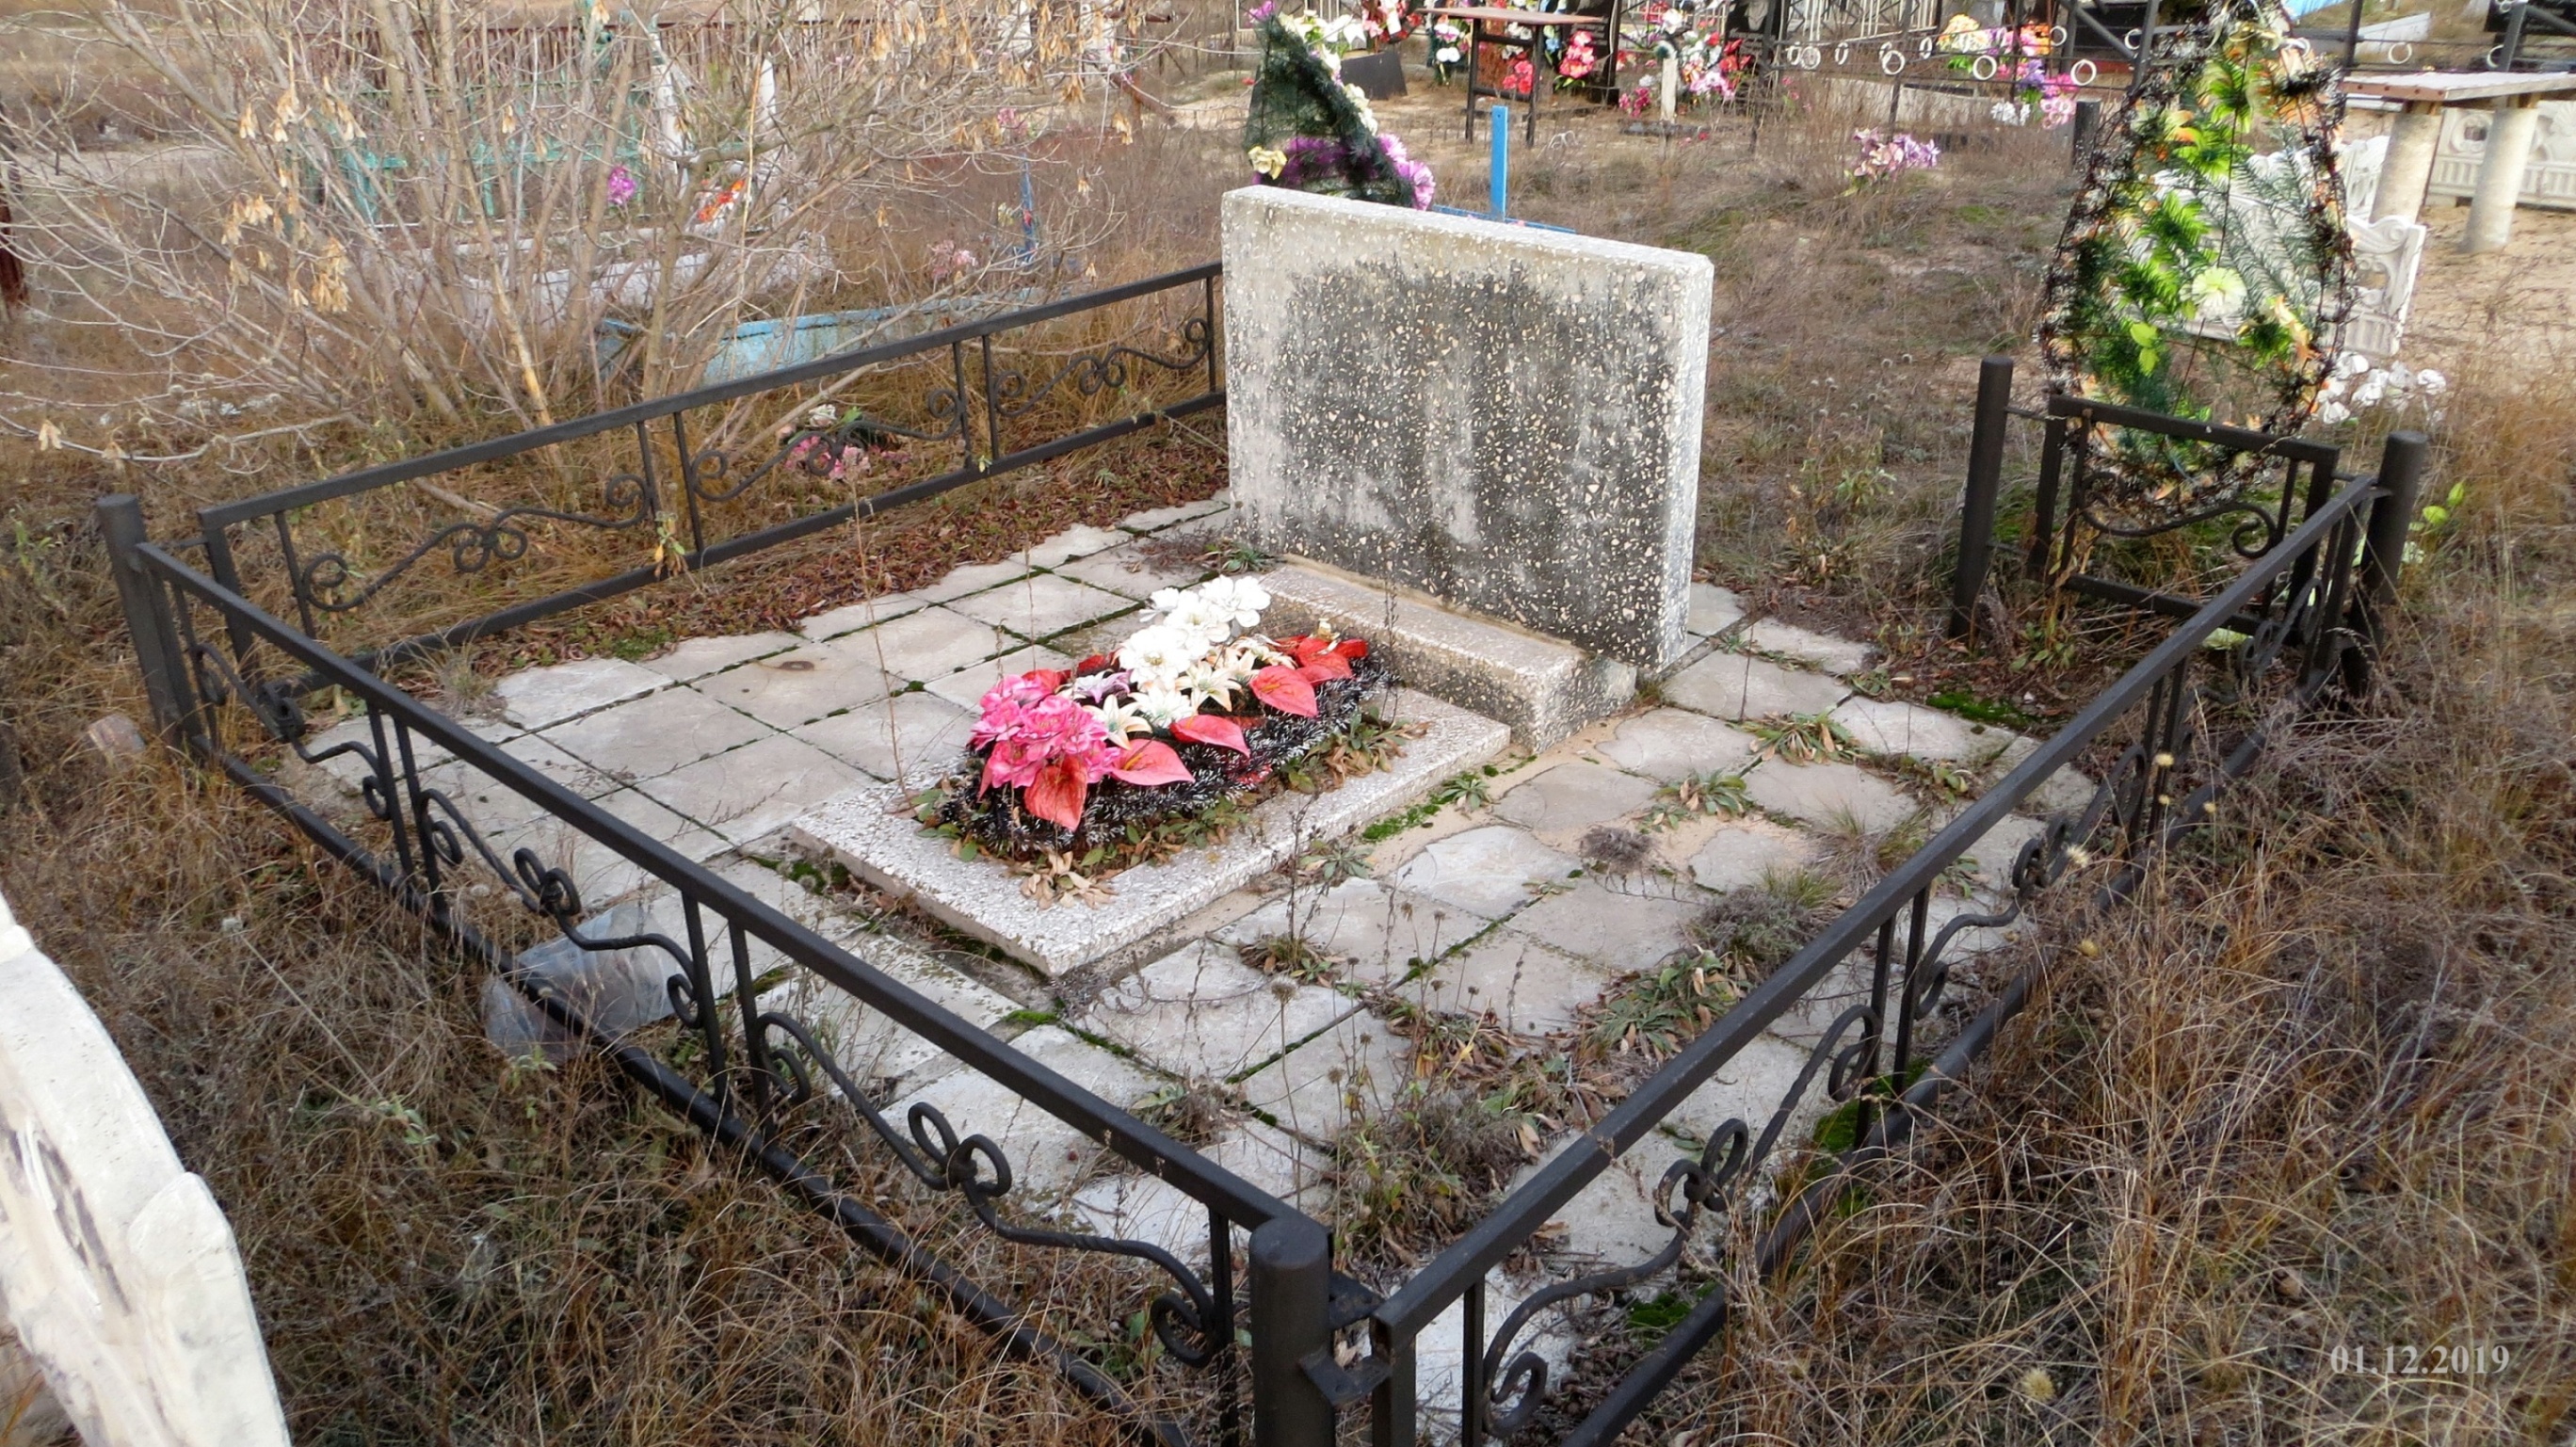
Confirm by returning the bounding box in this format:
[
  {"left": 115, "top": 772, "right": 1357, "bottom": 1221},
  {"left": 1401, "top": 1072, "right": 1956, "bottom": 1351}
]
[{"left": 605, "top": 165, "right": 636, "bottom": 207}]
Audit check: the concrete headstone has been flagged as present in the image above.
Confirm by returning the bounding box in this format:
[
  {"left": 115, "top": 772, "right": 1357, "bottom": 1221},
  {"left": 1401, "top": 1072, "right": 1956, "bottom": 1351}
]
[
  {"left": 1221, "top": 186, "right": 1712, "bottom": 672},
  {"left": 0, "top": 888, "right": 292, "bottom": 1447}
]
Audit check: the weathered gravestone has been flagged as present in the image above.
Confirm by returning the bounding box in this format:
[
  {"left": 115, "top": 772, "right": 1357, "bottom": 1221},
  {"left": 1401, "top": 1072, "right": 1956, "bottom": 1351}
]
[
  {"left": 0, "top": 888, "right": 291, "bottom": 1447},
  {"left": 1221, "top": 186, "right": 1712, "bottom": 677}
]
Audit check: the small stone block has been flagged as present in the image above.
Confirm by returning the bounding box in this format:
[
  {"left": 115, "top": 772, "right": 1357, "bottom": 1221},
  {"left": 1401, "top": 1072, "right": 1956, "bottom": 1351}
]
[
  {"left": 491, "top": 657, "right": 667, "bottom": 730},
  {"left": 1419, "top": 935, "right": 1618, "bottom": 1035},
  {"left": 690, "top": 638, "right": 894, "bottom": 729},
  {"left": 540, "top": 685, "right": 774, "bottom": 782},
  {"left": 1743, "top": 760, "right": 1923, "bottom": 835},
  {"left": 796, "top": 691, "right": 977, "bottom": 784},
  {"left": 1389, "top": 825, "right": 1580, "bottom": 919},
  {"left": 947, "top": 572, "right": 1136, "bottom": 642},
  {"left": 1662, "top": 1031, "right": 1825, "bottom": 1141},
  {"left": 790, "top": 691, "right": 1510, "bottom": 975},
  {"left": 1491, "top": 762, "right": 1662, "bottom": 840},
  {"left": 635, "top": 632, "right": 800, "bottom": 682},
  {"left": 1740, "top": 619, "right": 1876, "bottom": 676},
  {"left": 1658, "top": 652, "right": 1848, "bottom": 722},
  {"left": 1499, "top": 882, "right": 1702, "bottom": 974},
  {"left": 890, "top": 1026, "right": 1160, "bottom": 1201},
  {"left": 1594, "top": 708, "right": 1761, "bottom": 783},
  {"left": 1079, "top": 941, "right": 1358, "bottom": 1083},
  {"left": 847, "top": 605, "right": 1018, "bottom": 683},
  {"left": 1257, "top": 563, "right": 1634, "bottom": 748},
  {"left": 634, "top": 733, "right": 867, "bottom": 845},
  {"left": 1827, "top": 698, "right": 2022, "bottom": 767},
  {"left": 1686, "top": 583, "right": 1746, "bottom": 637}
]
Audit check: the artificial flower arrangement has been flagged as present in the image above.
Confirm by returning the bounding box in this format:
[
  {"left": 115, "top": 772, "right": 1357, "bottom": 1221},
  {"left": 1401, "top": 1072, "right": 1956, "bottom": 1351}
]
[
  {"left": 1244, "top": 8, "right": 1437, "bottom": 208},
  {"left": 920, "top": 577, "right": 1397, "bottom": 869},
  {"left": 1360, "top": 0, "right": 1416, "bottom": 44},
  {"left": 1846, "top": 129, "right": 1941, "bottom": 187},
  {"left": 1937, "top": 15, "right": 2080, "bottom": 128},
  {"left": 1616, "top": 2, "right": 1745, "bottom": 114},
  {"left": 1427, "top": 15, "right": 1469, "bottom": 81}
]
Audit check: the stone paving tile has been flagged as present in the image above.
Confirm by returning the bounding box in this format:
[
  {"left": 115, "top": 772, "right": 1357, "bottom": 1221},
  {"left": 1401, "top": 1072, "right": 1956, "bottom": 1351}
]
[
  {"left": 1685, "top": 818, "right": 1819, "bottom": 893},
  {"left": 947, "top": 572, "right": 1135, "bottom": 642},
  {"left": 891, "top": 1026, "right": 1159, "bottom": 1201},
  {"left": 417, "top": 734, "right": 621, "bottom": 840},
  {"left": 752, "top": 936, "right": 1022, "bottom": 1094},
  {"left": 1238, "top": 1009, "right": 1412, "bottom": 1143},
  {"left": 1065, "top": 1119, "right": 1328, "bottom": 1261},
  {"left": 1662, "top": 1031, "right": 1827, "bottom": 1142},
  {"left": 540, "top": 684, "right": 774, "bottom": 783},
  {"left": 1593, "top": 708, "right": 1762, "bottom": 783},
  {"left": 1740, "top": 619, "right": 1876, "bottom": 675},
  {"left": 795, "top": 690, "right": 976, "bottom": 784},
  {"left": 1827, "top": 697, "right": 2021, "bottom": 767},
  {"left": 1960, "top": 812, "right": 2048, "bottom": 892},
  {"left": 1389, "top": 826, "right": 1581, "bottom": 919},
  {"left": 1079, "top": 941, "right": 1358, "bottom": 1083},
  {"left": 1743, "top": 759, "right": 1924, "bottom": 835},
  {"left": 1215, "top": 878, "right": 1480, "bottom": 986},
  {"left": 851, "top": 605, "right": 1017, "bottom": 683},
  {"left": 488, "top": 787, "right": 726, "bottom": 908},
  {"left": 1022, "top": 523, "right": 1129, "bottom": 568},
  {"left": 1919, "top": 894, "right": 2031, "bottom": 961},
  {"left": 690, "top": 637, "right": 895, "bottom": 729},
  {"left": 1116, "top": 496, "right": 1229, "bottom": 533},
  {"left": 1686, "top": 582, "right": 1746, "bottom": 637},
  {"left": 925, "top": 645, "right": 1077, "bottom": 710},
  {"left": 635, "top": 631, "right": 801, "bottom": 683},
  {"left": 491, "top": 656, "right": 668, "bottom": 730},
  {"left": 634, "top": 733, "right": 866, "bottom": 845},
  {"left": 302, "top": 711, "right": 522, "bottom": 790},
  {"left": 1053, "top": 539, "right": 1214, "bottom": 601},
  {"left": 795, "top": 595, "right": 937, "bottom": 643},
  {"left": 1490, "top": 761, "right": 1662, "bottom": 840},
  {"left": 1759, "top": 957, "right": 1881, "bottom": 1049},
  {"left": 1658, "top": 651, "right": 1848, "bottom": 722},
  {"left": 914, "top": 558, "right": 1034, "bottom": 603},
  {"left": 1500, "top": 882, "right": 1703, "bottom": 974},
  {"left": 1531, "top": 1149, "right": 1695, "bottom": 1268},
  {"left": 1417, "top": 934, "right": 1618, "bottom": 1034},
  {"left": 1411, "top": 1273, "right": 1577, "bottom": 1439}
]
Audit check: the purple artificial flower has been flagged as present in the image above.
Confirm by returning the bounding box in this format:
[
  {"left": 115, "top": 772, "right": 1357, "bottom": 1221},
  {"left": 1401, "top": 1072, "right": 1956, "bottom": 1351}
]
[{"left": 605, "top": 165, "right": 637, "bottom": 207}]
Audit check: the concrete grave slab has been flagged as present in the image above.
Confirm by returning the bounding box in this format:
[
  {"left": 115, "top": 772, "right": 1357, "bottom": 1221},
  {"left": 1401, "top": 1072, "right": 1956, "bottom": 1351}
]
[
  {"left": 635, "top": 631, "right": 800, "bottom": 682},
  {"left": 541, "top": 685, "right": 774, "bottom": 782},
  {"left": 925, "top": 645, "right": 1078, "bottom": 710},
  {"left": 1078, "top": 942, "right": 1358, "bottom": 1083},
  {"left": 1686, "top": 819, "right": 1818, "bottom": 893},
  {"left": 1258, "top": 563, "right": 1634, "bottom": 748},
  {"left": 1500, "top": 882, "right": 1702, "bottom": 974},
  {"left": 1237, "top": 1009, "right": 1413, "bottom": 1142},
  {"left": 1594, "top": 708, "right": 1762, "bottom": 783},
  {"left": 1215, "top": 878, "right": 1477, "bottom": 985},
  {"left": 947, "top": 572, "right": 1135, "bottom": 642},
  {"left": 1827, "top": 698, "right": 2022, "bottom": 767},
  {"left": 492, "top": 656, "right": 668, "bottom": 730},
  {"left": 1389, "top": 825, "right": 1580, "bottom": 919},
  {"left": 635, "top": 733, "right": 865, "bottom": 846},
  {"left": 1743, "top": 760, "right": 1924, "bottom": 835},
  {"left": 1686, "top": 583, "right": 1746, "bottom": 637},
  {"left": 890, "top": 1026, "right": 1159, "bottom": 1201},
  {"left": 1224, "top": 186, "right": 1709, "bottom": 671},
  {"left": 797, "top": 690, "right": 976, "bottom": 785},
  {"left": 1740, "top": 619, "right": 1876, "bottom": 676},
  {"left": 1420, "top": 934, "right": 1618, "bottom": 1034},
  {"left": 691, "top": 637, "right": 894, "bottom": 730},
  {"left": 791, "top": 690, "right": 1509, "bottom": 976},
  {"left": 856, "top": 606, "right": 1020, "bottom": 683},
  {"left": 1491, "top": 761, "right": 1661, "bottom": 840},
  {"left": 1054, "top": 539, "right": 1215, "bottom": 601},
  {"left": 1658, "top": 652, "right": 1848, "bottom": 722}
]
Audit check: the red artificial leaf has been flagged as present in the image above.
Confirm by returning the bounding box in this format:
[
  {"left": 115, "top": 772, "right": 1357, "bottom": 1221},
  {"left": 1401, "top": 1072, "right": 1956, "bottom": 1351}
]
[
  {"left": 1023, "top": 668, "right": 1070, "bottom": 694},
  {"left": 1297, "top": 651, "right": 1353, "bottom": 683},
  {"left": 1073, "top": 653, "right": 1116, "bottom": 676},
  {"left": 1170, "top": 713, "right": 1250, "bottom": 755},
  {"left": 1248, "top": 665, "right": 1319, "bottom": 718},
  {"left": 1332, "top": 638, "right": 1370, "bottom": 660},
  {"left": 1022, "top": 755, "right": 1089, "bottom": 830},
  {"left": 1107, "top": 739, "right": 1194, "bottom": 787},
  {"left": 1276, "top": 634, "right": 1325, "bottom": 665}
]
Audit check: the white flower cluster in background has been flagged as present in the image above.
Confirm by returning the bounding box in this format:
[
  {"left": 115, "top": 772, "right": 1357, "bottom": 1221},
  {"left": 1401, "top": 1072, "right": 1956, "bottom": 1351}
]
[
  {"left": 1109, "top": 577, "right": 1277, "bottom": 729},
  {"left": 2317, "top": 350, "right": 2446, "bottom": 426}
]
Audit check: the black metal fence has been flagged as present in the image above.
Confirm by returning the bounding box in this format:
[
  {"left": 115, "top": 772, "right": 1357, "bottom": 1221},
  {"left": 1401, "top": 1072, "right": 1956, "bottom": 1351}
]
[{"left": 101, "top": 299, "right": 2427, "bottom": 1447}]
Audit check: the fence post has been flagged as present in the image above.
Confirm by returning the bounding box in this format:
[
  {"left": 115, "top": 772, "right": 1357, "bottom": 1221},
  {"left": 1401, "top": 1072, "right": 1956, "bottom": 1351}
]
[
  {"left": 2344, "top": 429, "right": 2428, "bottom": 696},
  {"left": 94, "top": 494, "right": 191, "bottom": 744},
  {"left": 1249, "top": 1216, "right": 1335, "bottom": 1447},
  {"left": 1946, "top": 355, "right": 2014, "bottom": 642}
]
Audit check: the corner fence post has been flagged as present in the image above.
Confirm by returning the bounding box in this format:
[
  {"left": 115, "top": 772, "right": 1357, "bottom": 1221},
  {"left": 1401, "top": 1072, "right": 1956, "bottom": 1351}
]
[
  {"left": 1249, "top": 1216, "right": 1335, "bottom": 1447},
  {"left": 95, "top": 494, "right": 191, "bottom": 743},
  {"left": 1946, "top": 355, "right": 2014, "bottom": 642},
  {"left": 2345, "top": 429, "right": 2429, "bottom": 696}
]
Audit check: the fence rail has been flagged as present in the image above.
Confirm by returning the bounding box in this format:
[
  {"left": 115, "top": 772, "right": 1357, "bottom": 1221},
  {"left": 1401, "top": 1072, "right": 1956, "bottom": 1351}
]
[{"left": 103, "top": 289, "right": 2426, "bottom": 1446}]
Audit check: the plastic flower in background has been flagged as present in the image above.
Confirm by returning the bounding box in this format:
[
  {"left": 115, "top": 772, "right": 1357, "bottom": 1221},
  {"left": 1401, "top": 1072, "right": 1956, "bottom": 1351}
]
[
  {"left": 1380, "top": 133, "right": 1437, "bottom": 209},
  {"left": 1248, "top": 144, "right": 1289, "bottom": 178},
  {"left": 1849, "top": 129, "right": 1941, "bottom": 185},
  {"left": 605, "top": 165, "right": 637, "bottom": 207},
  {"left": 2185, "top": 265, "right": 2248, "bottom": 323}
]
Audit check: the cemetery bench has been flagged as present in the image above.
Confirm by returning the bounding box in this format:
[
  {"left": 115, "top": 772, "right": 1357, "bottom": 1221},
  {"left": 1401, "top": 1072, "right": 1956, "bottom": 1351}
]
[
  {"left": 1429, "top": 4, "right": 1625, "bottom": 144},
  {"left": 2350, "top": 69, "right": 2576, "bottom": 251}
]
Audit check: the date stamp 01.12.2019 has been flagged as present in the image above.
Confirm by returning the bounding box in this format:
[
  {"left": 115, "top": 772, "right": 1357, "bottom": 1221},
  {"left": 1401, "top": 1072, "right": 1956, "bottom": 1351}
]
[{"left": 2327, "top": 1343, "right": 2514, "bottom": 1376}]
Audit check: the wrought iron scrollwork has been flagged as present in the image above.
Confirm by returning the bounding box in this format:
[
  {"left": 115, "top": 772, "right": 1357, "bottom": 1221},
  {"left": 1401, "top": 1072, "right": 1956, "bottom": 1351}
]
[
  {"left": 294, "top": 472, "right": 655, "bottom": 614},
  {"left": 990, "top": 318, "right": 1214, "bottom": 423}
]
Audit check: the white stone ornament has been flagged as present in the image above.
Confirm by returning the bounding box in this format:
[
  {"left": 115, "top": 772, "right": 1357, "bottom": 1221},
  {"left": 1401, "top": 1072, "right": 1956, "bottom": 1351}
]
[{"left": 0, "top": 887, "right": 291, "bottom": 1447}]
